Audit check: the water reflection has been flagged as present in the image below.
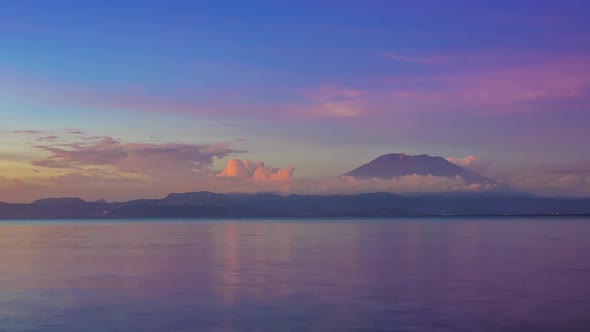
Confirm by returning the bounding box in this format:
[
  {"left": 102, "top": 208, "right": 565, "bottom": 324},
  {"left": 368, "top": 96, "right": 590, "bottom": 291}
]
[{"left": 1, "top": 218, "right": 590, "bottom": 331}]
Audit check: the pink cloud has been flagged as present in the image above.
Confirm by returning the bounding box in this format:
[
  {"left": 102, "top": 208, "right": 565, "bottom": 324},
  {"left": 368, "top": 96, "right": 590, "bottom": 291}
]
[
  {"left": 291, "top": 85, "right": 365, "bottom": 118},
  {"left": 381, "top": 54, "right": 590, "bottom": 113},
  {"left": 447, "top": 155, "right": 493, "bottom": 175},
  {"left": 294, "top": 101, "right": 363, "bottom": 118},
  {"left": 490, "top": 161, "right": 590, "bottom": 197},
  {"left": 302, "top": 86, "right": 363, "bottom": 100},
  {"left": 292, "top": 54, "right": 590, "bottom": 120}
]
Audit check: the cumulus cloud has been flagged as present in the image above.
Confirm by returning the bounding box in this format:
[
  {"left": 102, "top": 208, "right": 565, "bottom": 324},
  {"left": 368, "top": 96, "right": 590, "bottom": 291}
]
[
  {"left": 447, "top": 155, "right": 493, "bottom": 175},
  {"left": 204, "top": 159, "right": 297, "bottom": 193},
  {"left": 217, "top": 159, "right": 295, "bottom": 181}
]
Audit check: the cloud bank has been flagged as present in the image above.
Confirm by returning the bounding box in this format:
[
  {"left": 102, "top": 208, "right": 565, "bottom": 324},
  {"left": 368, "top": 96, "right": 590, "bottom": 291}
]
[
  {"left": 207, "top": 159, "right": 496, "bottom": 195},
  {"left": 1, "top": 131, "right": 590, "bottom": 202}
]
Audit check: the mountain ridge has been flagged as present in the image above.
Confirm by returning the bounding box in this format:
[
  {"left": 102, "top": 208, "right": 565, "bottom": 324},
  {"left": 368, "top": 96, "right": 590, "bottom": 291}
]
[{"left": 1, "top": 191, "right": 589, "bottom": 219}]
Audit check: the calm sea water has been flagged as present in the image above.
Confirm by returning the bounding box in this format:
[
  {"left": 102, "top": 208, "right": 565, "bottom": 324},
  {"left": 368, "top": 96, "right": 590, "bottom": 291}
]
[{"left": 1, "top": 217, "right": 590, "bottom": 332}]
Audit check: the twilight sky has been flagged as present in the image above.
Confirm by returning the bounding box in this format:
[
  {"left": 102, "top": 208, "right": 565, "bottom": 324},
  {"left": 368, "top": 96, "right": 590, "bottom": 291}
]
[{"left": 1, "top": 1, "right": 590, "bottom": 202}]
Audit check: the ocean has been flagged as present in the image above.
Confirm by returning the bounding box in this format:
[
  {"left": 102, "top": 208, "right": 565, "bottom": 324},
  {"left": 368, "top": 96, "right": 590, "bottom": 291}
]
[{"left": 1, "top": 217, "right": 589, "bottom": 331}]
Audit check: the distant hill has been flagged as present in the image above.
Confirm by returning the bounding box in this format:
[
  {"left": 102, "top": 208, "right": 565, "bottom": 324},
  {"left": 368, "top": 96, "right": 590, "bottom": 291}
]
[
  {"left": 31, "top": 197, "right": 86, "bottom": 206},
  {"left": 344, "top": 153, "right": 492, "bottom": 184},
  {"left": 1, "top": 191, "right": 590, "bottom": 219},
  {"left": 160, "top": 192, "right": 232, "bottom": 207}
]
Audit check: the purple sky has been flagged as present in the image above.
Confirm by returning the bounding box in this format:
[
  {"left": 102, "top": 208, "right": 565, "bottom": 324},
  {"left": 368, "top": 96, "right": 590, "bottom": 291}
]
[{"left": 1, "top": 1, "right": 590, "bottom": 202}]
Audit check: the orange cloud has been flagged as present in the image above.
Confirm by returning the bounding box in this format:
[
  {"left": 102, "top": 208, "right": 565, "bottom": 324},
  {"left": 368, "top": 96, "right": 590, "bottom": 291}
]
[{"left": 217, "top": 159, "right": 295, "bottom": 182}]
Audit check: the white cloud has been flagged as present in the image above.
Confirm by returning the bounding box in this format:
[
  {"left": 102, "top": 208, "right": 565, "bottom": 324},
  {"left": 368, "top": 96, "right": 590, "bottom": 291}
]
[{"left": 447, "top": 155, "right": 493, "bottom": 175}]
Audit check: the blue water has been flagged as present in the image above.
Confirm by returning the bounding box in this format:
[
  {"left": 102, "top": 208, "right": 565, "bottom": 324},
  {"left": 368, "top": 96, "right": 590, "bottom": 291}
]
[{"left": 1, "top": 217, "right": 590, "bottom": 331}]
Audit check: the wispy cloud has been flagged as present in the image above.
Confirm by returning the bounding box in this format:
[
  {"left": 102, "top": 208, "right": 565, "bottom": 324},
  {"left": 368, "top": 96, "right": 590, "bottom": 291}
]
[
  {"left": 383, "top": 53, "right": 451, "bottom": 66},
  {"left": 35, "top": 135, "right": 60, "bottom": 142},
  {"left": 3, "top": 52, "right": 589, "bottom": 123},
  {"left": 13, "top": 130, "right": 44, "bottom": 134},
  {"left": 291, "top": 85, "right": 366, "bottom": 118},
  {"left": 65, "top": 129, "right": 85, "bottom": 135},
  {"left": 381, "top": 54, "right": 590, "bottom": 113},
  {"left": 32, "top": 136, "right": 244, "bottom": 177}
]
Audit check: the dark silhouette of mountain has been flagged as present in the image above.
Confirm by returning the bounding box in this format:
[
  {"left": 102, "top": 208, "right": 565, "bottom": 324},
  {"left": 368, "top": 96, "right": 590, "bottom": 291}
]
[
  {"left": 344, "top": 153, "right": 492, "bottom": 184},
  {"left": 161, "top": 191, "right": 233, "bottom": 206},
  {"left": 226, "top": 192, "right": 406, "bottom": 216},
  {"left": 31, "top": 197, "right": 86, "bottom": 206},
  {"left": 0, "top": 198, "right": 111, "bottom": 219},
  {"left": 106, "top": 204, "right": 272, "bottom": 219},
  {"left": 1, "top": 192, "right": 590, "bottom": 219}
]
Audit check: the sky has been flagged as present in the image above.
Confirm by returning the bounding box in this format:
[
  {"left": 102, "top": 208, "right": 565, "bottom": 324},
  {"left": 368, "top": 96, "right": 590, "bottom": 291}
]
[{"left": 1, "top": 0, "right": 590, "bottom": 202}]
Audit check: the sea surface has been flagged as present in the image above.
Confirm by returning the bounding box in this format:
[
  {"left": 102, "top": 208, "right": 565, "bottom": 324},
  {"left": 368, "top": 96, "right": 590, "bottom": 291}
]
[{"left": 1, "top": 217, "right": 590, "bottom": 332}]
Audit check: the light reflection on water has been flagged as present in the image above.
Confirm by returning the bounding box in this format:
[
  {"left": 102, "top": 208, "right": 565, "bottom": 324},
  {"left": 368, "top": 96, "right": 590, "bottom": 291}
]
[{"left": 1, "top": 218, "right": 590, "bottom": 331}]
